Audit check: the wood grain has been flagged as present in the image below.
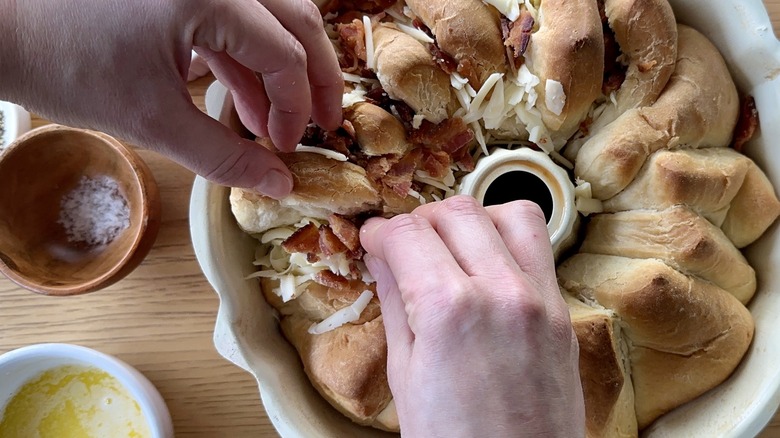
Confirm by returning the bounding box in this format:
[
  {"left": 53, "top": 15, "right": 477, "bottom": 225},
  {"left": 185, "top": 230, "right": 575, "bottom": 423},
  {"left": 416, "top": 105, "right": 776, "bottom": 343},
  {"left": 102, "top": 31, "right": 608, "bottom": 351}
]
[{"left": 1, "top": 2, "right": 780, "bottom": 437}]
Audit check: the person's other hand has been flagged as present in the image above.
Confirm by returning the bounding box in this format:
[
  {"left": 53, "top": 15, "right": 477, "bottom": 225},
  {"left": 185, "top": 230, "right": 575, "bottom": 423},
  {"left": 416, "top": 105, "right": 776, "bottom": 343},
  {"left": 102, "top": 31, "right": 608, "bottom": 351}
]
[
  {"left": 360, "top": 196, "right": 584, "bottom": 437},
  {"left": 0, "top": 0, "right": 343, "bottom": 198}
]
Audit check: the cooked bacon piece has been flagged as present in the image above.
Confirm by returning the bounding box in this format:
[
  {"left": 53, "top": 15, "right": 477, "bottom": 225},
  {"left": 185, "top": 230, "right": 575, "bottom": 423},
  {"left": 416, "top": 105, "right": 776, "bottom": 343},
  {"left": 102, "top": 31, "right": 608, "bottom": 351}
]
[
  {"left": 281, "top": 223, "right": 321, "bottom": 254},
  {"left": 732, "top": 96, "right": 760, "bottom": 153},
  {"left": 410, "top": 118, "right": 474, "bottom": 154},
  {"left": 337, "top": 19, "right": 368, "bottom": 74},
  {"left": 503, "top": 12, "right": 534, "bottom": 68},
  {"left": 451, "top": 146, "right": 476, "bottom": 172},
  {"left": 329, "top": 214, "right": 361, "bottom": 252},
  {"left": 366, "top": 156, "right": 394, "bottom": 182},
  {"left": 422, "top": 150, "right": 451, "bottom": 179},
  {"left": 319, "top": 225, "right": 349, "bottom": 256},
  {"left": 385, "top": 148, "right": 423, "bottom": 196},
  {"left": 314, "top": 270, "right": 351, "bottom": 289},
  {"left": 322, "top": 0, "right": 397, "bottom": 15}
]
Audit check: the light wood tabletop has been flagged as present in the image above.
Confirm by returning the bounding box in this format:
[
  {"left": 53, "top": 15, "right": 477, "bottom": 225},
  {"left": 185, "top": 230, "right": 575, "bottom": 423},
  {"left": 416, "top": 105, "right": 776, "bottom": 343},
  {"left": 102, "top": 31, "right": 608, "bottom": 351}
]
[{"left": 2, "top": 2, "right": 780, "bottom": 437}]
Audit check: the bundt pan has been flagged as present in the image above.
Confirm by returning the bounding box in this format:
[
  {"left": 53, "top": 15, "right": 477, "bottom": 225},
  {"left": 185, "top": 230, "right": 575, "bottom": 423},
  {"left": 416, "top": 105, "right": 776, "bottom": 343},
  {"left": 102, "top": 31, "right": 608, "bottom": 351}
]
[{"left": 190, "top": 0, "right": 780, "bottom": 436}]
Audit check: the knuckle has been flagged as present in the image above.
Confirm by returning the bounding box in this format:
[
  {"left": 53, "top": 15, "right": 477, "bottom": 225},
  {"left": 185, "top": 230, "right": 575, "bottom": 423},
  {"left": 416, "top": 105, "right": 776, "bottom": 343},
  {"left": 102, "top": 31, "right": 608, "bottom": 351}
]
[
  {"left": 511, "top": 291, "right": 548, "bottom": 326},
  {"left": 203, "top": 149, "right": 251, "bottom": 187},
  {"left": 264, "top": 37, "right": 306, "bottom": 75},
  {"left": 513, "top": 199, "right": 546, "bottom": 223},
  {"left": 384, "top": 214, "right": 432, "bottom": 243},
  {"left": 440, "top": 195, "right": 483, "bottom": 216}
]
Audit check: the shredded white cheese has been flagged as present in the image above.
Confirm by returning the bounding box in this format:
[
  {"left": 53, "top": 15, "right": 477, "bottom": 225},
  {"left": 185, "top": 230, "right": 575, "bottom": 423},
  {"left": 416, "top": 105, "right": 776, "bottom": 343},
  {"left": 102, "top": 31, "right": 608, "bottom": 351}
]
[
  {"left": 545, "top": 79, "right": 566, "bottom": 116},
  {"left": 363, "top": 15, "right": 375, "bottom": 70},
  {"left": 295, "top": 145, "right": 348, "bottom": 161},
  {"left": 395, "top": 22, "right": 435, "bottom": 43},
  {"left": 342, "top": 85, "right": 367, "bottom": 108},
  {"left": 482, "top": 0, "right": 522, "bottom": 21},
  {"left": 412, "top": 114, "right": 426, "bottom": 129},
  {"left": 308, "top": 290, "right": 375, "bottom": 335}
]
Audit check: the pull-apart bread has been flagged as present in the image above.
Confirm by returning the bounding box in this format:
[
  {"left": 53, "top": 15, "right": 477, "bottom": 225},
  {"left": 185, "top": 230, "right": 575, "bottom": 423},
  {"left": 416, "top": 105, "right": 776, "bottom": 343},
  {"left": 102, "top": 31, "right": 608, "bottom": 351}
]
[{"left": 228, "top": 0, "right": 780, "bottom": 435}]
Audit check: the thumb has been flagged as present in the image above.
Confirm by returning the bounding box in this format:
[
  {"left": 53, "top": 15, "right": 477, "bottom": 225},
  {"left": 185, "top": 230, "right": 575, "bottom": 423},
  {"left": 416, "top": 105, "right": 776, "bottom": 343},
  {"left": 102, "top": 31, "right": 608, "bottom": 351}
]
[{"left": 151, "top": 102, "right": 293, "bottom": 198}]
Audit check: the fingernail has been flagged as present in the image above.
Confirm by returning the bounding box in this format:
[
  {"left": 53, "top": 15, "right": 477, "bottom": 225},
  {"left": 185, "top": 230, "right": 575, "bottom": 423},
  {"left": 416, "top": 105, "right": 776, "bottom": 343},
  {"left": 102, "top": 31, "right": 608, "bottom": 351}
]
[
  {"left": 254, "top": 169, "right": 293, "bottom": 199},
  {"left": 360, "top": 217, "right": 385, "bottom": 235}
]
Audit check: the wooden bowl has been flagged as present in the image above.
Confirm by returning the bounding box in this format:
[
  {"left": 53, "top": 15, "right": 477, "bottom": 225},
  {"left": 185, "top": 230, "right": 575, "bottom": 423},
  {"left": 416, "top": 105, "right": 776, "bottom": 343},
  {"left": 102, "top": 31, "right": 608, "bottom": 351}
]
[{"left": 0, "top": 124, "right": 161, "bottom": 295}]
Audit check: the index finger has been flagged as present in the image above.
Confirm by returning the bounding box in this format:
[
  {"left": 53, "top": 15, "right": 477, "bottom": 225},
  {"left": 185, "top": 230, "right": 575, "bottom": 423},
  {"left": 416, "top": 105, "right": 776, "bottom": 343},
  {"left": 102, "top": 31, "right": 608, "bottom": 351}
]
[{"left": 261, "top": 0, "right": 344, "bottom": 131}]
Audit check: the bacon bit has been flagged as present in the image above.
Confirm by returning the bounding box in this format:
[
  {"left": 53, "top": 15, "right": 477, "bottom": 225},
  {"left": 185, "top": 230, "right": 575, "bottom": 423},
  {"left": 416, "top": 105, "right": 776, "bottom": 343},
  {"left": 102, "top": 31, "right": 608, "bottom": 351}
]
[
  {"left": 307, "top": 253, "right": 321, "bottom": 263},
  {"left": 422, "top": 150, "right": 451, "bottom": 179},
  {"left": 503, "top": 12, "right": 534, "bottom": 69},
  {"left": 329, "top": 214, "right": 361, "bottom": 252},
  {"left": 366, "top": 156, "right": 394, "bottom": 182},
  {"left": 392, "top": 101, "right": 416, "bottom": 126},
  {"left": 385, "top": 148, "right": 423, "bottom": 196},
  {"left": 410, "top": 118, "right": 474, "bottom": 154},
  {"left": 314, "top": 270, "right": 351, "bottom": 289},
  {"left": 319, "top": 225, "right": 348, "bottom": 256},
  {"left": 337, "top": 19, "right": 367, "bottom": 63},
  {"left": 341, "top": 119, "right": 357, "bottom": 139},
  {"left": 452, "top": 147, "right": 476, "bottom": 172},
  {"left": 732, "top": 96, "right": 760, "bottom": 153},
  {"left": 412, "top": 18, "right": 434, "bottom": 39},
  {"left": 429, "top": 42, "right": 459, "bottom": 75},
  {"left": 282, "top": 223, "right": 321, "bottom": 254}
]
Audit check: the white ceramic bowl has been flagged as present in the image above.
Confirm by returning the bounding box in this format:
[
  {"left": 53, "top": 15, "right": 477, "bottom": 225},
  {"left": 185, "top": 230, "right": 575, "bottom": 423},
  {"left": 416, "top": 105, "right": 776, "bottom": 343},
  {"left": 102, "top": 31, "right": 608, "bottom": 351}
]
[
  {"left": 0, "top": 344, "right": 174, "bottom": 438},
  {"left": 190, "top": 1, "right": 780, "bottom": 436},
  {"left": 0, "top": 101, "right": 31, "bottom": 150}
]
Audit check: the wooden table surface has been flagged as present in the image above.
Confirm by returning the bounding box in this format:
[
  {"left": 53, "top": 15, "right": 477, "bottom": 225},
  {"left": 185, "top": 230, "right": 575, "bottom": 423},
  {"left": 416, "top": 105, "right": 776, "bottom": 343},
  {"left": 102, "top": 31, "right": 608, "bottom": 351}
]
[{"left": 2, "top": 2, "right": 780, "bottom": 437}]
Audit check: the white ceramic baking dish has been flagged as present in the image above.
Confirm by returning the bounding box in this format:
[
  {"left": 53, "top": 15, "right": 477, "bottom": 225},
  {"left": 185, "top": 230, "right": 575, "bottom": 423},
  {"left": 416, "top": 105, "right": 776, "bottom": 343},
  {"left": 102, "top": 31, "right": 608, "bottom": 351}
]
[{"left": 189, "top": 1, "right": 780, "bottom": 436}]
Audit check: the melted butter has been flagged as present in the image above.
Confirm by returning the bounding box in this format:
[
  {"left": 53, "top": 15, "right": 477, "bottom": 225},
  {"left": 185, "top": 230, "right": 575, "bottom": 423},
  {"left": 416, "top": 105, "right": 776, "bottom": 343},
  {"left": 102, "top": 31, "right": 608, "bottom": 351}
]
[{"left": 0, "top": 365, "right": 151, "bottom": 438}]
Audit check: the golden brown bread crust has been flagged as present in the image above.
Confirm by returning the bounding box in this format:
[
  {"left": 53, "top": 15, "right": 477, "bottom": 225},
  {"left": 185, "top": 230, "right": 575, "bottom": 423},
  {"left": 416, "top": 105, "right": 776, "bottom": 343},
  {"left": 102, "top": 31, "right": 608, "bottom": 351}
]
[
  {"left": 279, "top": 152, "right": 382, "bottom": 214},
  {"left": 372, "top": 24, "right": 455, "bottom": 124},
  {"left": 344, "top": 102, "right": 413, "bottom": 157},
  {"left": 261, "top": 278, "right": 395, "bottom": 430},
  {"left": 229, "top": 153, "right": 382, "bottom": 234},
  {"left": 575, "top": 25, "right": 740, "bottom": 199},
  {"left": 527, "top": 0, "right": 604, "bottom": 143},
  {"left": 405, "top": 0, "right": 506, "bottom": 88},
  {"left": 593, "top": 0, "right": 677, "bottom": 129},
  {"left": 581, "top": 206, "right": 756, "bottom": 304},
  {"left": 721, "top": 161, "right": 780, "bottom": 248},
  {"left": 602, "top": 148, "right": 751, "bottom": 227},
  {"left": 282, "top": 314, "right": 393, "bottom": 427},
  {"left": 558, "top": 254, "right": 754, "bottom": 429},
  {"left": 566, "top": 295, "right": 637, "bottom": 438}
]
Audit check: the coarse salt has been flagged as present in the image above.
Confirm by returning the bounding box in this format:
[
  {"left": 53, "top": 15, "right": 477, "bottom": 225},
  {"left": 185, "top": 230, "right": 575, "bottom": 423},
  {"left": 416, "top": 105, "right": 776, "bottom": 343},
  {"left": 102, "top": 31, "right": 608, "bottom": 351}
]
[{"left": 58, "top": 175, "right": 130, "bottom": 246}]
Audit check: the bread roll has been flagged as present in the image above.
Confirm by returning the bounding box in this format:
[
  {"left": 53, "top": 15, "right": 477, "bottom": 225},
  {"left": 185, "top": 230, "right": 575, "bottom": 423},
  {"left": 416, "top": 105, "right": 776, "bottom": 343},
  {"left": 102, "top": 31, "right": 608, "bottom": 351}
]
[
  {"left": 721, "top": 161, "right": 780, "bottom": 248},
  {"left": 230, "top": 188, "right": 306, "bottom": 234},
  {"left": 575, "top": 25, "right": 739, "bottom": 199},
  {"left": 344, "top": 102, "right": 413, "bottom": 157},
  {"left": 282, "top": 314, "right": 394, "bottom": 429},
  {"left": 591, "top": 0, "right": 677, "bottom": 130},
  {"left": 565, "top": 294, "right": 637, "bottom": 438},
  {"left": 602, "top": 148, "right": 751, "bottom": 226},
  {"left": 527, "top": 0, "right": 604, "bottom": 142},
  {"left": 558, "top": 254, "right": 754, "bottom": 429},
  {"left": 372, "top": 24, "right": 455, "bottom": 124},
  {"left": 260, "top": 277, "right": 395, "bottom": 430},
  {"left": 405, "top": 0, "right": 506, "bottom": 88},
  {"left": 581, "top": 206, "right": 756, "bottom": 303}
]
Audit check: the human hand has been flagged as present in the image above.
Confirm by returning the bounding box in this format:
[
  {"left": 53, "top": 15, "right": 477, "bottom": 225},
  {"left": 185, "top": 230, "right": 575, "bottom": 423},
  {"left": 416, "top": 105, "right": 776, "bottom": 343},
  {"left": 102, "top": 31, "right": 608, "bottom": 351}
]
[
  {"left": 360, "top": 196, "right": 584, "bottom": 437},
  {"left": 0, "top": 0, "right": 343, "bottom": 198}
]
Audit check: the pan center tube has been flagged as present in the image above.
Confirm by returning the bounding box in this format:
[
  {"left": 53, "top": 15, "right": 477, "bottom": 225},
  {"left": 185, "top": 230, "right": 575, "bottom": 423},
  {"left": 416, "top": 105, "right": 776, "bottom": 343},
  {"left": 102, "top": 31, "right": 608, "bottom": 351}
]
[{"left": 456, "top": 148, "right": 579, "bottom": 259}]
